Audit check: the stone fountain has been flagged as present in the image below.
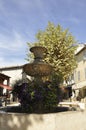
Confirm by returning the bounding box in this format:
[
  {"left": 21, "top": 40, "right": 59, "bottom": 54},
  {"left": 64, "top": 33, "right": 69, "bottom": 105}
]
[
  {"left": 23, "top": 46, "right": 53, "bottom": 112},
  {"left": 23, "top": 46, "right": 52, "bottom": 78}
]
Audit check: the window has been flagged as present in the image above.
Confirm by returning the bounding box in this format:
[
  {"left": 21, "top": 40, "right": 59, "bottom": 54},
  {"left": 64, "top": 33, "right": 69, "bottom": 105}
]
[
  {"left": 78, "top": 71, "right": 80, "bottom": 81},
  {"left": 85, "top": 68, "right": 86, "bottom": 79},
  {"left": 83, "top": 51, "right": 86, "bottom": 61},
  {"left": 71, "top": 74, "right": 74, "bottom": 81}
]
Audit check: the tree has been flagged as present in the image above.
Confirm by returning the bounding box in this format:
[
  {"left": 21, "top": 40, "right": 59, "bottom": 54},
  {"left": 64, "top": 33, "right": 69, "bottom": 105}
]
[{"left": 27, "top": 22, "right": 78, "bottom": 83}]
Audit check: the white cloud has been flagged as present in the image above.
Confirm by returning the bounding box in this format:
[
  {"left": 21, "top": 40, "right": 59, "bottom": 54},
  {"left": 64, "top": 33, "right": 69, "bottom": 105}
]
[
  {"left": 13, "top": 0, "right": 44, "bottom": 10},
  {"left": 69, "top": 17, "right": 80, "bottom": 24},
  {"left": 0, "top": 30, "right": 27, "bottom": 51},
  {"left": 0, "top": 0, "right": 5, "bottom": 12},
  {"left": 0, "top": 29, "right": 27, "bottom": 67},
  {"left": 63, "top": 17, "right": 80, "bottom": 24},
  {"left": 0, "top": 57, "right": 25, "bottom": 67}
]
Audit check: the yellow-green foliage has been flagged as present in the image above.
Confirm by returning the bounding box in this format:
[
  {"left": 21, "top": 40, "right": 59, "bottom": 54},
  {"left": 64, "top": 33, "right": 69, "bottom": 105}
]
[{"left": 27, "top": 22, "right": 78, "bottom": 81}]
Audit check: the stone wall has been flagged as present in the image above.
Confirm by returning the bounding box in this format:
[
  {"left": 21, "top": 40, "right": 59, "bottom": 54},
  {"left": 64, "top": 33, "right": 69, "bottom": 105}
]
[{"left": 0, "top": 110, "right": 86, "bottom": 130}]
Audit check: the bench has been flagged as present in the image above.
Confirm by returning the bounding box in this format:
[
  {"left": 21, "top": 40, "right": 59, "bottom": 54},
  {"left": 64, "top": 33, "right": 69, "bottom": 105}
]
[{"left": 58, "top": 101, "right": 85, "bottom": 111}]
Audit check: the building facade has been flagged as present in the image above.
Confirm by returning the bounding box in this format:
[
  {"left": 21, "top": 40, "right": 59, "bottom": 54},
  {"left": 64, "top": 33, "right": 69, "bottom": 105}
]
[
  {"left": 0, "top": 65, "right": 23, "bottom": 86},
  {"left": 73, "top": 45, "right": 86, "bottom": 101}
]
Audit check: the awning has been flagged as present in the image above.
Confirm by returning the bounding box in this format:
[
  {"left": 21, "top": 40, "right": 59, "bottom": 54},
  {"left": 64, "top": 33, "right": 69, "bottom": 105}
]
[
  {"left": 72, "top": 81, "right": 86, "bottom": 90},
  {"left": 0, "top": 84, "right": 12, "bottom": 90}
]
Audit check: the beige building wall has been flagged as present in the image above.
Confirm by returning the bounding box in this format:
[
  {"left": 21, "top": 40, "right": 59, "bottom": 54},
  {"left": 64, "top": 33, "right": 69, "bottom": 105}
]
[
  {"left": 75, "top": 49, "right": 86, "bottom": 84},
  {"left": 0, "top": 66, "right": 23, "bottom": 86},
  {"left": 73, "top": 46, "right": 86, "bottom": 99}
]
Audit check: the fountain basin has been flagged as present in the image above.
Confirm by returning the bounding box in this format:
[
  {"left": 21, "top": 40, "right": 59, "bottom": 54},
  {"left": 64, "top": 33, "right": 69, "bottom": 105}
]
[
  {"left": 23, "top": 63, "right": 52, "bottom": 77},
  {"left": 0, "top": 107, "right": 84, "bottom": 130}
]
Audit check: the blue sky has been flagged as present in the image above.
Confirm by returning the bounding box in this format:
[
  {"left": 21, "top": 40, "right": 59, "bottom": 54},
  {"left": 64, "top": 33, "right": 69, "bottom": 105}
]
[{"left": 0, "top": 0, "right": 86, "bottom": 67}]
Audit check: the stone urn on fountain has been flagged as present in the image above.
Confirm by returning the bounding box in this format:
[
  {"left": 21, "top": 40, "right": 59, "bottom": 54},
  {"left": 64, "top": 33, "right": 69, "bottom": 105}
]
[{"left": 23, "top": 46, "right": 52, "bottom": 79}]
